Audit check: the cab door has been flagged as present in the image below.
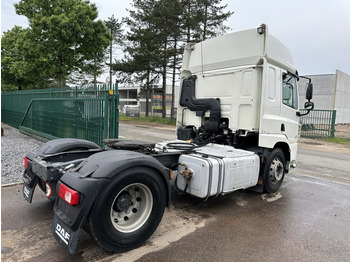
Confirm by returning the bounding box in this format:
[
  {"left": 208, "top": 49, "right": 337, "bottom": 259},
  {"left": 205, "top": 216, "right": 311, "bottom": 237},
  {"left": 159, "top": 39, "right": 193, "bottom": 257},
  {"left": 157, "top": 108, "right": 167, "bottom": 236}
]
[{"left": 280, "top": 71, "right": 299, "bottom": 143}]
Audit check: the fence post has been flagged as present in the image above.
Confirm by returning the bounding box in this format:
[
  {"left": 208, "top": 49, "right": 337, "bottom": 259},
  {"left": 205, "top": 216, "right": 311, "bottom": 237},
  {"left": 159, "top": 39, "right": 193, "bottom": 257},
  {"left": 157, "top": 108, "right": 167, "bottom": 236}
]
[
  {"left": 111, "top": 95, "right": 115, "bottom": 138},
  {"left": 330, "top": 110, "right": 337, "bottom": 138},
  {"left": 115, "top": 82, "right": 119, "bottom": 139},
  {"left": 103, "top": 94, "right": 109, "bottom": 139}
]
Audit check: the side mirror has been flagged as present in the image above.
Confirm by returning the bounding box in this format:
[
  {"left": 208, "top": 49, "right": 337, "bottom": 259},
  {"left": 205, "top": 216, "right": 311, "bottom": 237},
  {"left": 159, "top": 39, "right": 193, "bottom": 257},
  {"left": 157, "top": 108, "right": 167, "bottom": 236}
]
[
  {"left": 305, "top": 83, "right": 313, "bottom": 101},
  {"left": 297, "top": 77, "right": 314, "bottom": 116}
]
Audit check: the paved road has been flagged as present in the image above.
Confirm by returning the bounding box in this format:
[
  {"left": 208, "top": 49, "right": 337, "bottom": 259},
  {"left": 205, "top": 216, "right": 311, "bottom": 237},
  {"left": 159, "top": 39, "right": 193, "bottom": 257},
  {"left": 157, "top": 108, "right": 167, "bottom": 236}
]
[
  {"left": 2, "top": 123, "right": 350, "bottom": 262},
  {"left": 119, "top": 122, "right": 176, "bottom": 143},
  {"left": 297, "top": 149, "right": 350, "bottom": 184},
  {"left": 119, "top": 122, "right": 350, "bottom": 184}
]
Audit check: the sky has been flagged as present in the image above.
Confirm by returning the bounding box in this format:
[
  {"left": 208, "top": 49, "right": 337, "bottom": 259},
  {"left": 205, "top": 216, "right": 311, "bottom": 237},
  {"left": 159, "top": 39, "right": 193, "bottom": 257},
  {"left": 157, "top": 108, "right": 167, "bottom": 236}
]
[{"left": 1, "top": 0, "right": 350, "bottom": 76}]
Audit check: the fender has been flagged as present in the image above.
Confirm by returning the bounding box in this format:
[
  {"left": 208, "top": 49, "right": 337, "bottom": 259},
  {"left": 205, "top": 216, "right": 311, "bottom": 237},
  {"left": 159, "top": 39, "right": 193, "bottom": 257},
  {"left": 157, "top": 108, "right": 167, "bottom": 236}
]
[
  {"left": 52, "top": 150, "right": 171, "bottom": 254},
  {"left": 26, "top": 138, "right": 100, "bottom": 159},
  {"left": 74, "top": 150, "right": 171, "bottom": 206}
]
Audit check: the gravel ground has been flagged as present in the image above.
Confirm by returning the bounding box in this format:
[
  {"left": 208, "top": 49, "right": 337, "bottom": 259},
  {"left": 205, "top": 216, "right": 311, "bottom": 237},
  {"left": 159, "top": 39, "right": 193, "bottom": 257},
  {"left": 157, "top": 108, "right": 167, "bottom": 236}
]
[{"left": 1, "top": 123, "right": 44, "bottom": 185}]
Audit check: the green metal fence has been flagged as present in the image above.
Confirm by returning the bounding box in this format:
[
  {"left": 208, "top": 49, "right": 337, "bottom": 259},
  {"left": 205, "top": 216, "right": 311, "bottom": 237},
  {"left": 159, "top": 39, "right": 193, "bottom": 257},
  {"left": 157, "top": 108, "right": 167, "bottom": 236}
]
[
  {"left": 2, "top": 85, "right": 119, "bottom": 145},
  {"left": 300, "top": 109, "right": 336, "bottom": 139},
  {"left": 1, "top": 84, "right": 117, "bottom": 128}
]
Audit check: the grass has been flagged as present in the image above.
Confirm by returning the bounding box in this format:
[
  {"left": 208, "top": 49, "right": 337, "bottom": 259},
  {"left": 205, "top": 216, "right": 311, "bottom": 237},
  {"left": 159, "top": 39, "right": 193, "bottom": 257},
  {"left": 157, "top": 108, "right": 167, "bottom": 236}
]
[
  {"left": 119, "top": 113, "right": 176, "bottom": 125},
  {"left": 323, "top": 137, "right": 350, "bottom": 145}
]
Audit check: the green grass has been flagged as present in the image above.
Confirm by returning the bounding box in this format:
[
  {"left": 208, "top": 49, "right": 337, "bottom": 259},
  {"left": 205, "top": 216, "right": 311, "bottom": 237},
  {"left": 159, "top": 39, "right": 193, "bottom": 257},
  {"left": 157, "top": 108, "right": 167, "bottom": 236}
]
[
  {"left": 119, "top": 114, "right": 176, "bottom": 125},
  {"left": 323, "top": 137, "right": 350, "bottom": 145}
]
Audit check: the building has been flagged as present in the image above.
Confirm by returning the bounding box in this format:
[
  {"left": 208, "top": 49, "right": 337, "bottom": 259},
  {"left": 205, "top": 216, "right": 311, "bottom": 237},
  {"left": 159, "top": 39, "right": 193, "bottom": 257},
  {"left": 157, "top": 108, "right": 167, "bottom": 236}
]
[
  {"left": 299, "top": 70, "right": 350, "bottom": 123},
  {"left": 118, "top": 84, "right": 180, "bottom": 117}
]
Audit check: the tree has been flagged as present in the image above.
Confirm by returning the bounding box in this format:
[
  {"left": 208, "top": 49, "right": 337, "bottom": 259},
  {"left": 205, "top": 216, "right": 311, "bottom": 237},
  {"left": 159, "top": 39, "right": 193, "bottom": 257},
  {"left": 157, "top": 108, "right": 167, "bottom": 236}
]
[
  {"left": 197, "top": 0, "right": 233, "bottom": 41},
  {"left": 181, "top": 0, "right": 202, "bottom": 42},
  {"left": 152, "top": 0, "right": 184, "bottom": 119},
  {"left": 182, "top": 0, "right": 233, "bottom": 42},
  {"left": 105, "top": 15, "right": 123, "bottom": 88},
  {"left": 115, "top": 0, "right": 163, "bottom": 117},
  {"left": 1, "top": 26, "right": 51, "bottom": 91},
  {"left": 14, "top": 0, "right": 111, "bottom": 87},
  {"left": 114, "top": 0, "right": 233, "bottom": 118}
]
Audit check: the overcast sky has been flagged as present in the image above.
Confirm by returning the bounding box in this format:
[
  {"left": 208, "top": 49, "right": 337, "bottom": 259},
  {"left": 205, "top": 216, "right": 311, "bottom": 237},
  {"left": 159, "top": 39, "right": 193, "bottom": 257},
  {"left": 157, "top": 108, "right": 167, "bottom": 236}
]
[{"left": 1, "top": 0, "right": 350, "bottom": 76}]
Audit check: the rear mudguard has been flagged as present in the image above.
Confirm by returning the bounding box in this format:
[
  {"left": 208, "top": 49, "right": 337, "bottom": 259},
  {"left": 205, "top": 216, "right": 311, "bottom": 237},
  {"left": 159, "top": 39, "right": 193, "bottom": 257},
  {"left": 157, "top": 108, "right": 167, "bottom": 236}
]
[
  {"left": 52, "top": 150, "right": 171, "bottom": 254},
  {"left": 26, "top": 138, "right": 101, "bottom": 159}
]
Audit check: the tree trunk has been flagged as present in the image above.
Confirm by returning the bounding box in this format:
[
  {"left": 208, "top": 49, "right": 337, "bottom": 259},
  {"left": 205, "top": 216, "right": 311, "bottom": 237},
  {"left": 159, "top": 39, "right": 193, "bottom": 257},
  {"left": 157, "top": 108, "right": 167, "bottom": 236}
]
[
  {"left": 145, "top": 70, "right": 150, "bottom": 117},
  {"left": 203, "top": 2, "right": 208, "bottom": 41},
  {"left": 110, "top": 41, "right": 113, "bottom": 89},
  {"left": 58, "top": 55, "right": 65, "bottom": 87},
  {"left": 171, "top": 39, "right": 177, "bottom": 121},
  {"left": 162, "top": 40, "right": 167, "bottom": 118},
  {"left": 93, "top": 58, "right": 97, "bottom": 88},
  {"left": 186, "top": 3, "right": 191, "bottom": 42}
]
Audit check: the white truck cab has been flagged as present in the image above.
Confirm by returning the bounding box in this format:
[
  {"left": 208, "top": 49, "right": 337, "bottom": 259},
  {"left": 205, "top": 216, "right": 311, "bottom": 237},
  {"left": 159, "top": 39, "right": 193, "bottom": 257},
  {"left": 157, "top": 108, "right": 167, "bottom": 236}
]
[
  {"left": 176, "top": 24, "right": 313, "bottom": 194},
  {"left": 177, "top": 24, "right": 313, "bottom": 172}
]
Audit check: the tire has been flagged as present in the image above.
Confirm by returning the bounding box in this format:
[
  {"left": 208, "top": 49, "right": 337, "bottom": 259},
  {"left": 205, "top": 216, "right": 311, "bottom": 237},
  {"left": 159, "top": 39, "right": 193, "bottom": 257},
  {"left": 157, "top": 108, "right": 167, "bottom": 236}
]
[
  {"left": 88, "top": 166, "right": 167, "bottom": 252},
  {"left": 263, "top": 148, "right": 286, "bottom": 193}
]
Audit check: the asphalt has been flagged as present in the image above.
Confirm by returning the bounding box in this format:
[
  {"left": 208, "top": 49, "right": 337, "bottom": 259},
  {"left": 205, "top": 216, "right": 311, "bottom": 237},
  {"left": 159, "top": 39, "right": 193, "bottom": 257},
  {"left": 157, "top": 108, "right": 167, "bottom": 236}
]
[
  {"left": 1, "top": 123, "right": 350, "bottom": 261},
  {"left": 2, "top": 173, "right": 350, "bottom": 262}
]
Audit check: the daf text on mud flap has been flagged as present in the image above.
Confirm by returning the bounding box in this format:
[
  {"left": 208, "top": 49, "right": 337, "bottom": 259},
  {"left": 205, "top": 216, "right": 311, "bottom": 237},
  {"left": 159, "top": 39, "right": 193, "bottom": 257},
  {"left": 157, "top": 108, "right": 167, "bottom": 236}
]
[
  {"left": 55, "top": 223, "right": 70, "bottom": 245},
  {"left": 23, "top": 186, "right": 30, "bottom": 199}
]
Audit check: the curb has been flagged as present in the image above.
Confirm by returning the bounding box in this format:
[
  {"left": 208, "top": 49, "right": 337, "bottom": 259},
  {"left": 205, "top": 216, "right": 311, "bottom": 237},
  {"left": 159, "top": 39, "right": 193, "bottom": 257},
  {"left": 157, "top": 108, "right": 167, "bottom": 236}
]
[{"left": 1, "top": 181, "right": 24, "bottom": 187}]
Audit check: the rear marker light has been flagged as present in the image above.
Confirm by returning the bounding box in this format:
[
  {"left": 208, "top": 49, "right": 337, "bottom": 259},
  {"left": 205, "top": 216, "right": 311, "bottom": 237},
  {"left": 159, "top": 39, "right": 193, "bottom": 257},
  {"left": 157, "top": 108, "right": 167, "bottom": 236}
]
[
  {"left": 23, "top": 157, "right": 29, "bottom": 169},
  {"left": 59, "top": 183, "right": 80, "bottom": 206}
]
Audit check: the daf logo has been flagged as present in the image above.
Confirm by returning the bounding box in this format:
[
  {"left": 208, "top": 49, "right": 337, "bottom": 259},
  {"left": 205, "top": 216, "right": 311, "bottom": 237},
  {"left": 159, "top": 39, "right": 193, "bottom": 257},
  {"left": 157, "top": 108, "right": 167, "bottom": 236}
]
[
  {"left": 55, "top": 223, "right": 70, "bottom": 245},
  {"left": 23, "top": 186, "right": 30, "bottom": 198}
]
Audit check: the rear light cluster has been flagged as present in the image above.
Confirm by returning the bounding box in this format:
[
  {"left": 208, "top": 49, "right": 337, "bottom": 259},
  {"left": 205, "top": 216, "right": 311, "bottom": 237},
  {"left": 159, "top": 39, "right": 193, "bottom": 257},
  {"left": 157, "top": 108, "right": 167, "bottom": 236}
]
[
  {"left": 23, "top": 157, "right": 29, "bottom": 169},
  {"left": 59, "top": 183, "right": 80, "bottom": 206}
]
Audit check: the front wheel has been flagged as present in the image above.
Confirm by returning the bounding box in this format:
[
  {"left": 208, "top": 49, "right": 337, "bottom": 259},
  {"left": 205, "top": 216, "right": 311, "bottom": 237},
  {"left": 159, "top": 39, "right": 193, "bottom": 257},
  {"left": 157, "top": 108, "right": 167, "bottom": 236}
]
[
  {"left": 88, "top": 167, "right": 167, "bottom": 252},
  {"left": 263, "top": 148, "right": 286, "bottom": 193}
]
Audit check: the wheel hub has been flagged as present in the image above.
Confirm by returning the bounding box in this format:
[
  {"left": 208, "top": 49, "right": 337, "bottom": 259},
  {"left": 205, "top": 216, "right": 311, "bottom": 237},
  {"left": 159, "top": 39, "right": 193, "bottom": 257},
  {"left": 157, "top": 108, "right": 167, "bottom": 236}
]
[
  {"left": 115, "top": 193, "right": 132, "bottom": 212},
  {"left": 269, "top": 158, "right": 284, "bottom": 183},
  {"left": 274, "top": 163, "right": 284, "bottom": 181},
  {"left": 110, "top": 183, "right": 153, "bottom": 233}
]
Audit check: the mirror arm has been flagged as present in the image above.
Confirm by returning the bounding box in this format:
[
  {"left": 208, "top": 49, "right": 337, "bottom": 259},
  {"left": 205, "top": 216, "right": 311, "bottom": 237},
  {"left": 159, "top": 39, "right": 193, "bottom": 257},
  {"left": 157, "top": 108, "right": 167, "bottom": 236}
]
[
  {"left": 297, "top": 101, "right": 314, "bottom": 117},
  {"left": 296, "top": 110, "right": 310, "bottom": 117},
  {"left": 299, "top": 76, "right": 312, "bottom": 83}
]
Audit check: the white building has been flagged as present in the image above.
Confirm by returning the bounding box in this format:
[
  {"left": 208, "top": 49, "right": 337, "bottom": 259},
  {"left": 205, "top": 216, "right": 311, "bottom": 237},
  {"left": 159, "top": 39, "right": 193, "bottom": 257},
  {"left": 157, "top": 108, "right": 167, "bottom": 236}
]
[
  {"left": 299, "top": 70, "right": 350, "bottom": 123},
  {"left": 118, "top": 84, "right": 180, "bottom": 117}
]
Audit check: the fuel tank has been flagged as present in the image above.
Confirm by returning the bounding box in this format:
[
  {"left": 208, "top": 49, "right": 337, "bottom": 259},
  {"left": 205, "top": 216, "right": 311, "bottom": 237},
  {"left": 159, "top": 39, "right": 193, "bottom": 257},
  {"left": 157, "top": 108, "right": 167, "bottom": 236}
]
[{"left": 176, "top": 144, "right": 259, "bottom": 199}]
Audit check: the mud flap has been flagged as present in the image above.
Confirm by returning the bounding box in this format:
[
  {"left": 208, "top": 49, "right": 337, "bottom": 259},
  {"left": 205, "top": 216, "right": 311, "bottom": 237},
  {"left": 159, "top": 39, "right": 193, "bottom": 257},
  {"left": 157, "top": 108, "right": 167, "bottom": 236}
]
[
  {"left": 52, "top": 214, "right": 82, "bottom": 254},
  {"left": 248, "top": 183, "right": 264, "bottom": 193},
  {"left": 23, "top": 173, "right": 39, "bottom": 203}
]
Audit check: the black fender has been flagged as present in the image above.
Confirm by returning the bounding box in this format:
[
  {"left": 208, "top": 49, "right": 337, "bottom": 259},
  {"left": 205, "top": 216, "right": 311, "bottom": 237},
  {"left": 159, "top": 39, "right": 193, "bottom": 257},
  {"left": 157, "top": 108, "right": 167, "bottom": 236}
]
[
  {"left": 75, "top": 150, "right": 171, "bottom": 206},
  {"left": 26, "top": 138, "right": 100, "bottom": 160},
  {"left": 52, "top": 150, "right": 171, "bottom": 254}
]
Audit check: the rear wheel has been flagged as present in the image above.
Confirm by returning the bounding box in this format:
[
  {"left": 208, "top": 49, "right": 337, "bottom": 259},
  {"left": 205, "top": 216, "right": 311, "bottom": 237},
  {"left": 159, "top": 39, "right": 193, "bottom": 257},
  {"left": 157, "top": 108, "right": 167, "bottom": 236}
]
[
  {"left": 263, "top": 148, "right": 286, "bottom": 193},
  {"left": 88, "top": 167, "right": 167, "bottom": 252}
]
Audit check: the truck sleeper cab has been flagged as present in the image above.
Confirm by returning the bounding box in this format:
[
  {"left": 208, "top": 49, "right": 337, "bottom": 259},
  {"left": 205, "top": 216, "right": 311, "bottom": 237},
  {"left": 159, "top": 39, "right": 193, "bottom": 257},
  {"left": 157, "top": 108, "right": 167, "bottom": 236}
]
[{"left": 22, "top": 24, "right": 313, "bottom": 254}]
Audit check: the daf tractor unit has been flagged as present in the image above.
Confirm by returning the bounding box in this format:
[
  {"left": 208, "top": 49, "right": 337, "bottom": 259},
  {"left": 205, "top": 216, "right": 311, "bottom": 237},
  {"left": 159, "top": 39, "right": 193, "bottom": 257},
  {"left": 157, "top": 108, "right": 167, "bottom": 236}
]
[{"left": 22, "top": 24, "right": 314, "bottom": 254}]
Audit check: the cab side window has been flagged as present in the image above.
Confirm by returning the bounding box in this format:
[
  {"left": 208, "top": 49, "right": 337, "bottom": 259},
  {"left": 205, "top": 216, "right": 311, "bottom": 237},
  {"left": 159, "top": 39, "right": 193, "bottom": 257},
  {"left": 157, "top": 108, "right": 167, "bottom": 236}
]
[{"left": 282, "top": 73, "right": 298, "bottom": 109}]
